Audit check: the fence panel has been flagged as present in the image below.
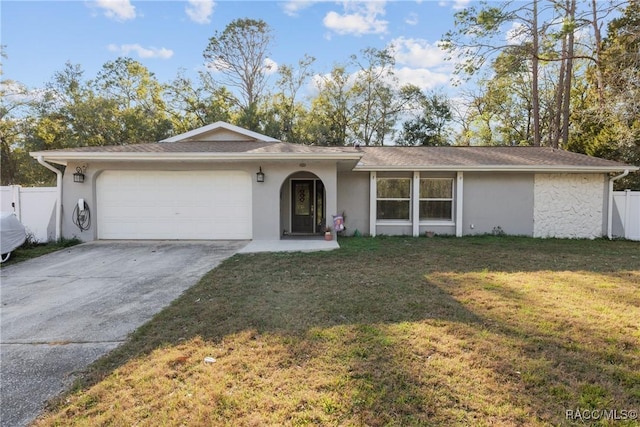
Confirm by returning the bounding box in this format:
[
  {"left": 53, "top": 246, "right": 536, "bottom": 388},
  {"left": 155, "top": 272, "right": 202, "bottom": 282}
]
[
  {"left": 0, "top": 186, "right": 57, "bottom": 242},
  {"left": 613, "top": 191, "right": 640, "bottom": 241}
]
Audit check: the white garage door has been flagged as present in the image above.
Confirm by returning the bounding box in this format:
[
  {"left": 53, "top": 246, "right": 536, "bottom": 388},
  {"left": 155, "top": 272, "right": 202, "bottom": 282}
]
[{"left": 97, "top": 170, "right": 252, "bottom": 240}]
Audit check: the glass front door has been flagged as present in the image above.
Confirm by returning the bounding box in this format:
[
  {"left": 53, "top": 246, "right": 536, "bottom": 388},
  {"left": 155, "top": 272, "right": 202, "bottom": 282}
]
[{"left": 291, "top": 179, "right": 324, "bottom": 234}]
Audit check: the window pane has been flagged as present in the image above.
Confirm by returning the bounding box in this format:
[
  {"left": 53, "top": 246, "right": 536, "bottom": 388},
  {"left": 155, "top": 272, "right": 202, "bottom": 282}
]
[
  {"left": 377, "top": 178, "right": 410, "bottom": 198},
  {"left": 420, "top": 201, "right": 452, "bottom": 220},
  {"left": 420, "top": 179, "right": 452, "bottom": 198},
  {"left": 377, "top": 200, "right": 410, "bottom": 220}
]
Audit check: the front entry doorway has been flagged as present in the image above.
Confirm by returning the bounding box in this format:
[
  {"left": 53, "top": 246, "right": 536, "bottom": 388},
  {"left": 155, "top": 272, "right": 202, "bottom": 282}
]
[{"left": 291, "top": 179, "right": 325, "bottom": 234}]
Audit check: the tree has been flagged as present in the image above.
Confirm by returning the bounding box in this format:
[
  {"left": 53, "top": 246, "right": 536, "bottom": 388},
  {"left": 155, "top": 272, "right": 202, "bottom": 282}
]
[
  {"left": 1, "top": 46, "right": 42, "bottom": 184},
  {"left": 163, "top": 70, "right": 234, "bottom": 134},
  {"left": 309, "top": 65, "right": 353, "bottom": 146},
  {"left": 569, "top": 0, "right": 640, "bottom": 189},
  {"left": 349, "top": 48, "right": 422, "bottom": 146},
  {"left": 443, "top": 1, "right": 547, "bottom": 146},
  {"left": 398, "top": 92, "right": 453, "bottom": 146},
  {"left": 203, "top": 18, "right": 274, "bottom": 131},
  {"left": 273, "top": 54, "right": 315, "bottom": 142},
  {"left": 94, "top": 57, "right": 172, "bottom": 144}
]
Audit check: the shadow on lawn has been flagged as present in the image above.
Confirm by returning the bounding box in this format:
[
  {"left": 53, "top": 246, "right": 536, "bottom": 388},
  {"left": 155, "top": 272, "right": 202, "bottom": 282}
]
[{"left": 65, "top": 236, "right": 640, "bottom": 425}]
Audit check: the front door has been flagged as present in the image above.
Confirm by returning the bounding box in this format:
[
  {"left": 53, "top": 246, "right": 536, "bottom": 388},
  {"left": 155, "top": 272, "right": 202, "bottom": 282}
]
[
  {"left": 292, "top": 180, "right": 314, "bottom": 233},
  {"left": 291, "top": 179, "right": 325, "bottom": 234}
]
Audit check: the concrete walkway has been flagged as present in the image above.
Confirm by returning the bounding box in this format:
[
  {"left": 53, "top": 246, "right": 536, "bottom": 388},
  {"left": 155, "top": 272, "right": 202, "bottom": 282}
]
[
  {"left": 0, "top": 240, "right": 246, "bottom": 427},
  {"left": 238, "top": 239, "right": 339, "bottom": 253}
]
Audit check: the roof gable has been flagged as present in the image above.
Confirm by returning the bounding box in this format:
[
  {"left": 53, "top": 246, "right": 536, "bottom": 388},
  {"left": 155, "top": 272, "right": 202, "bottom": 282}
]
[{"left": 160, "top": 121, "right": 280, "bottom": 143}]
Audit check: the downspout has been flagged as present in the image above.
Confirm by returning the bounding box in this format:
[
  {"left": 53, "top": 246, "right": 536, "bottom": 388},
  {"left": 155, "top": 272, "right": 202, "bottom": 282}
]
[
  {"left": 37, "top": 156, "right": 62, "bottom": 240},
  {"left": 607, "top": 169, "right": 629, "bottom": 239}
]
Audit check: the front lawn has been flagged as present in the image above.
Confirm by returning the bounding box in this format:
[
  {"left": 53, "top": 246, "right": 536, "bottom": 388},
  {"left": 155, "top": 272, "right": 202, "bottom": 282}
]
[{"left": 36, "top": 237, "right": 640, "bottom": 426}]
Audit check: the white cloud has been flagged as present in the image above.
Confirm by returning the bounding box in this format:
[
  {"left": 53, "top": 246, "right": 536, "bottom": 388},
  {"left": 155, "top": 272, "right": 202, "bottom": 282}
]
[
  {"left": 281, "top": 0, "right": 318, "bottom": 17},
  {"left": 311, "top": 66, "right": 449, "bottom": 96},
  {"left": 395, "top": 67, "right": 450, "bottom": 90},
  {"left": 107, "top": 44, "right": 174, "bottom": 59},
  {"left": 405, "top": 12, "right": 418, "bottom": 26},
  {"left": 185, "top": 0, "right": 215, "bottom": 24},
  {"left": 390, "top": 37, "right": 448, "bottom": 69},
  {"left": 323, "top": 1, "right": 388, "bottom": 36},
  {"left": 264, "top": 58, "right": 278, "bottom": 75},
  {"left": 94, "top": 0, "right": 136, "bottom": 21},
  {"left": 438, "top": 0, "right": 471, "bottom": 11}
]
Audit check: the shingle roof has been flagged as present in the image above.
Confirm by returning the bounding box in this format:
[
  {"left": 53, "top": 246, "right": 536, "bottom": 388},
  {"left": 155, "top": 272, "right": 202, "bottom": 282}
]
[
  {"left": 355, "top": 146, "right": 634, "bottom": 171},
  {"left": 36, "top": 140, "right": 358, "bottom": 155},
  {"left": 31, "top": 141, "right": 637, "bottom": 172}
]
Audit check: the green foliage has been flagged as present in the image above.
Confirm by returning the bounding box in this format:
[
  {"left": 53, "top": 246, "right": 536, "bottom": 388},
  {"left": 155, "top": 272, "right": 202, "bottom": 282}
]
[
  {"left": 309, "top": 65, "right": 353, "bottom": 146},
  {"left": 397, "top": 91, "right": 452, "bottom": 146},
  {"left": 2, "top": 10, "right": 639, "bottom": 186},
  {"left": 273, "top": 54, "right": 316, "bottom": 143},
  {"left": 163, "top": 70, "right": 234, "bottom": 134},
  {"left": 569, "top": 1, "right": 640, "bottom": 189}
]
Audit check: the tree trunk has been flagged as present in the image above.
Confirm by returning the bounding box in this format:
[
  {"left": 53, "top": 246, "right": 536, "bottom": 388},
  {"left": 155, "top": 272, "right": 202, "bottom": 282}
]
[
  {"left": 531, "top": 0, "right": 541, "bottom": 146},
  {"left": 551, "top": 37, "right": 567, "bottom": 149},
  {"left": 561, "top": 0, "right": 576, "bottom": 149},
  {"left": 591, "top": 0, "right": 605, "bottom": 107}
]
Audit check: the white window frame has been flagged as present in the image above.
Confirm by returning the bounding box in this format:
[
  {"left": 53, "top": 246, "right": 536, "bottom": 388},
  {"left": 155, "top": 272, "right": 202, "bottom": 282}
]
[
  {"left": 370, "top": 172, "right": 462, "bottom": 237},
  {"left": 419, "top": 178, "right": 455, "bottom": 225},
  {"left": 376, "top": 177, "right": 412, "bottom": 224}
]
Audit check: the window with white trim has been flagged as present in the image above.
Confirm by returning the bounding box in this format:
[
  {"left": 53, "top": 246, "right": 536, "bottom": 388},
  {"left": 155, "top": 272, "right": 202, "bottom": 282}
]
[
  {"left": 376, "top": 178, "right": 411, "bottom": 220},
  {"left": 420, "top": 178, "right": 453, "bottom": 221}
]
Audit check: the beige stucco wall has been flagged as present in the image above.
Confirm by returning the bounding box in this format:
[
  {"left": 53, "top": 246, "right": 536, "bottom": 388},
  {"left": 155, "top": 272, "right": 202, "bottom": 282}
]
[
  {"left": 533, "top": 173, "right": 606, "bottom": 239},
  {"left": 61, "top": 160, "right": 338, "bottom": 241},
  {"left": 336, "top": 171, "right": 370, "bottom": 236},
  {"left": 463, "top": 172, "right": 535, "bottom": 236},
  {"left": 58, "top": 160, "right": 610, "bottom": 242}
]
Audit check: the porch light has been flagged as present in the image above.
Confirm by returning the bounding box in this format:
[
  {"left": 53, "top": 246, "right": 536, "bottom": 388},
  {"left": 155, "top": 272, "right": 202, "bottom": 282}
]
[
  {"left": 73, "top": 166, "right": 86, "bottom": 183},
  {"left": 256, "top": 167, "right": 265, "bottom": 183}
]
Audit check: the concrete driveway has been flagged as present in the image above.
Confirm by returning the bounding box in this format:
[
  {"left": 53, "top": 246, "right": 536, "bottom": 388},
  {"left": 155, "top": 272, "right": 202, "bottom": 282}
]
[{"left": 0, "top": 240, "right": 246, "bottom": 427}]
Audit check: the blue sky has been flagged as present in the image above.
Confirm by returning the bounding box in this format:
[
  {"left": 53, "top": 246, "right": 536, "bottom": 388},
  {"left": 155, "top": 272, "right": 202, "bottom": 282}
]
[{"left": 2, "top": 0, "right": 473, "bottom": 93}]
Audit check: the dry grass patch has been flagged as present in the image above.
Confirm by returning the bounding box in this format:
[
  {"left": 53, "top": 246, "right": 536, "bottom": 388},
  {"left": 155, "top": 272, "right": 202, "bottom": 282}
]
[{"left": 35, "top": 237, "right": 640, "bottom": 426}]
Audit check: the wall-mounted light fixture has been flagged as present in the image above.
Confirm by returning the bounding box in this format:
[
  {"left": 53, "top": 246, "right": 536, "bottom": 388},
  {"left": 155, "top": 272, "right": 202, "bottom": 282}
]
[
  {"left": 73, "top": 165, "right": 87, "bottom": 183},
  {"left": 256, "top": 166, "right": 265, "bottom": 183}
]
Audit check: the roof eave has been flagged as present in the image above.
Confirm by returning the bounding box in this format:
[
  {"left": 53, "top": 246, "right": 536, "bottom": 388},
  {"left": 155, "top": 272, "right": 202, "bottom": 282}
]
[
  {"left": 29, "top": 151, "right": 363, "bottom": 164},
  {"left": 353, "top": 165, "right": 639, "bottom": 173}
]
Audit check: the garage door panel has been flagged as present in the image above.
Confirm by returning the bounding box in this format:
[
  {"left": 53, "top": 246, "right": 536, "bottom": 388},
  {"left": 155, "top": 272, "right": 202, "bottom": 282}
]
[{"left": 97, "top": 171, "right": 252, "bottom": 240}]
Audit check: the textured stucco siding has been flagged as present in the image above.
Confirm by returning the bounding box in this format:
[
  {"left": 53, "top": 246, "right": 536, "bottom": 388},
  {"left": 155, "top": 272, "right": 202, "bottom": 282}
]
[{"left": 533, "top": 173, "right": 605, "bottom": 239}]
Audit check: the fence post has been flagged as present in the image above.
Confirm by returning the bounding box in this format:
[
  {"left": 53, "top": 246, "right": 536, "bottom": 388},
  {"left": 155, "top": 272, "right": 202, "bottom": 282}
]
[
  {"left": 11, "top": 185, "right": 22, "bottom": 221},
  {"left": 624, "top": 189, "right": 631, "bottom": 239}
]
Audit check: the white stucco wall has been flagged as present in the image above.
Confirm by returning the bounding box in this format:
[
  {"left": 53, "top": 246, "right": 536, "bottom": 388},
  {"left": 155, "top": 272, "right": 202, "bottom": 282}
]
[{"left": 533, "top": 173, "right": 605, "bottom": 239}]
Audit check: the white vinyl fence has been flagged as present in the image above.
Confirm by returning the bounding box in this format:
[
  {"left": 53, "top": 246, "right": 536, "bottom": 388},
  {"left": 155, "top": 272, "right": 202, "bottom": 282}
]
[
  {"left": 612, "top": 190, "right": 640, "bottom": 241},
  {"left": 0, "top": 185, "right": 57, "bottom": 242}
]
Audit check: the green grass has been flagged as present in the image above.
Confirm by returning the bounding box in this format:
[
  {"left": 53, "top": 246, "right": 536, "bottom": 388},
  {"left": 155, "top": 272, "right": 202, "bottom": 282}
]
[
  {"left": 1, "top": 237, "right": 81, "bottom": 266},
  {"left": 35, "top": 236, "right": 640, "bottom": 426}
]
